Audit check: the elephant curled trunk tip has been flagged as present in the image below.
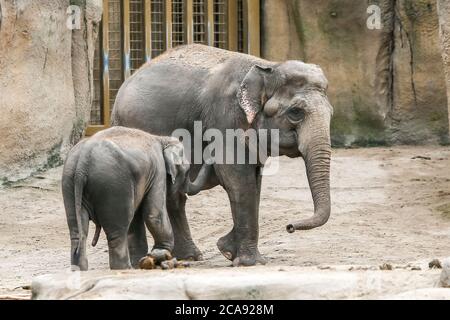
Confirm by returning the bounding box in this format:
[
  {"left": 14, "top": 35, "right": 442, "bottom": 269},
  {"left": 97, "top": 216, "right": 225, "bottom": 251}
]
[
  {"left": 285, "top": 209, "right": 330, "bottom": 233},
  {"left": 287, "top": 142, "right": 331, "bottom": 234}
]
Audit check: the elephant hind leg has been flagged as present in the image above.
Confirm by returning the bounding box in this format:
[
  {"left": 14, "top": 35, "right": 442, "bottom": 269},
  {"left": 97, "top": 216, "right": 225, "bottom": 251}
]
[
  {"left": 97, "top": 201, "right": 134, "bottom": 270},
  {"left": 106, "top": 232, "right": 132, "bottom": 270}
]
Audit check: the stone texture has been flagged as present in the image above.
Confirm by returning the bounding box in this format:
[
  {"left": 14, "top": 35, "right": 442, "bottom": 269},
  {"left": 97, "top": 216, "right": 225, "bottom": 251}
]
[
  {"left": 384, "top": 288, "right": 450, "bottom": 300},
  {"left": 438, "top": 0, "right": 450, "bottom": 137},
  {"left": 390, "top": 0, "right": 448, "bottom": 144},
  {"left": 0, "top": 0, "right": 102, "bottom": 182},
  {"left": 439, "top": 258, "right": 450, "bottom": 288},
  {"left": 31, "top": 267, "right": 448, "bottom": 300},
  {"left": 70, "top": 0, "right": 103, "bottom": 146},
  {"left": 262, "top": 0, "right": 449, "bottom": 146}
]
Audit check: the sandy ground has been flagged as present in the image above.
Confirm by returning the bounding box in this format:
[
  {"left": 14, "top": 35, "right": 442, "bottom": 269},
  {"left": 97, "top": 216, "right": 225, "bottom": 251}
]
[{"left": 1, "top": 146, "right": 450, "bottom": 297}]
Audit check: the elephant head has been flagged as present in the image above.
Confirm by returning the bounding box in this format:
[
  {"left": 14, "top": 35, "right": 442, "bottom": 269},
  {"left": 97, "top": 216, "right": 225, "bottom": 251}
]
[
  {"left": 163, "top": 139, "right": 191, "bottom": 195},
  {"left": 163, "top": 139, "right": 213, "bottom": 196},
  {"left": 238, "top": 61, "right": 333, "bottom": 233}
]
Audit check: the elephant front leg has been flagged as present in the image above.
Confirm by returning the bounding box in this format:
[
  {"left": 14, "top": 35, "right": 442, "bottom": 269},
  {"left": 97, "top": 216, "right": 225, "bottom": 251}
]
[
  {"left": 167, "top": 192, "right": 203, "bottom": 261},
  {"left": 215, "top": 164, "right": 266, "bottom": 267}
]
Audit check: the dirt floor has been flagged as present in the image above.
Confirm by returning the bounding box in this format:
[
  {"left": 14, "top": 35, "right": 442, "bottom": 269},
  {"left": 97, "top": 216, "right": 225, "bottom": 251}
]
[{"left": 1, "top": 146, "right": 450, "bottom": 297}]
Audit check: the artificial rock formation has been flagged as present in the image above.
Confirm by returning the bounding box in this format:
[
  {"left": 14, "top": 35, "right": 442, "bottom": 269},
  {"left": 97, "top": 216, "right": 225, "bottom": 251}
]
[
  {"left": 31, "top": 267, "right": 450, "bottom": 300},
  {"left": 438, "top": 0, "right": 450, "bottom": 134},
  {"left": 0, "top": 0, "right": 102, "bottom": 182},
  {"left": 262, "top": 0, "right": 449, "bottom": 146}
]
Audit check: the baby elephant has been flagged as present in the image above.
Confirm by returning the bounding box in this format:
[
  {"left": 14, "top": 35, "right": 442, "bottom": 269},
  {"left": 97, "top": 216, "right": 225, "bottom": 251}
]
[{"left": 62, "top": 126, "right": 211, "bottom": 270}]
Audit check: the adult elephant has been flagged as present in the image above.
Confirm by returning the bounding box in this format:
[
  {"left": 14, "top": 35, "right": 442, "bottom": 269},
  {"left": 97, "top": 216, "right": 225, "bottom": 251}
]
[{"left": 112, "top": 44, "right": 333, "bottom": 266}]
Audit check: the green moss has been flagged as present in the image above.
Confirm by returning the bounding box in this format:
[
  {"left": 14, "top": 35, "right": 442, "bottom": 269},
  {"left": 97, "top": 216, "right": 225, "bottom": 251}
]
[
  {"left": 43, "top": 144, "right": 64, "bottom": 170},
  {"left": 290, "top": 0, "right": 307, "bottom": 61},
  {"left": 34, "top": 143, "right": 64, "bottom": 173},
  {"left": 429, "top": 111, "right": 445, "bottom": 122},
  {"left": 437, "top": 203, "right": 450, "bottom": 219},
  {"left": 70, "top": 0, "right": 86, "bottom": 7},
  {"left": 245, "top": 288, "right": 263, "bottom": 299},
  {"left": 70, "top": 117, "right": 87, "bottom": 146},
  {"left": 331, "top": 95, "right": 387, "bottom": 148},
  {"left": 316, "top": 0, "right": 362, "bottom": 55},
  {"left": 403, "top": 0, "right": 419, "bottom": 22},
  {"left": 439, "top": 133, "right": 450, "bottom": 146}
]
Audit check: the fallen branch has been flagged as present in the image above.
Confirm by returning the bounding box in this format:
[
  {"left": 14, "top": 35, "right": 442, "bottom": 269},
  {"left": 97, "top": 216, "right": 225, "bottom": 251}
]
[{"left": 412, "top": 156, "right": 432, "bottom": 160}]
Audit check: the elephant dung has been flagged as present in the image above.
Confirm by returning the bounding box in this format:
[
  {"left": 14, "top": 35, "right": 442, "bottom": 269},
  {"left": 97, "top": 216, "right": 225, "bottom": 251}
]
[{"left": 139, "top": 256, "right": 156, "bottom": 270}]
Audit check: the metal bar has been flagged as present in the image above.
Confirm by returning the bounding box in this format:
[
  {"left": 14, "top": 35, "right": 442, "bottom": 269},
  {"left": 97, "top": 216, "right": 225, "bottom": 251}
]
[
  {"left": 123, "top": 0, "right": 131, "bottom": 79},
  {"left": 228, "top": 0, "right": 238, "bottom": 51},
  {"left": 186, "top": 0, "right": 194, "bottom": 44},
  {"left": 85, "top": 125, "right": 107, "bottom": 136},
  {"left": 144, "top": 0, "right": 152, "bottom": 62},
  {"left": 102, "top": 0, "right": 111, "bottom": 127},
  {"left": 166, "top": 0, "right": 172, "bottom": 48},
  {"left": 246, "top": 0, "right": 260, "bottom": 56},
  {"left": 207, "top": 0, "right": 214, "bottom": 46}
]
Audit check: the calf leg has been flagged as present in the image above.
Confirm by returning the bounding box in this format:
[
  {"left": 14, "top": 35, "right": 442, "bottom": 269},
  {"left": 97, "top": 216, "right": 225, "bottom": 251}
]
[
  {"left": 141, "top": 187, "right": 174, "bottom": 253},
  {"left": 167, "top": 192, "right": 203, "bottom": 260},
  {"left": 128, "top": 211, "right": 148, "bottom": 268}
]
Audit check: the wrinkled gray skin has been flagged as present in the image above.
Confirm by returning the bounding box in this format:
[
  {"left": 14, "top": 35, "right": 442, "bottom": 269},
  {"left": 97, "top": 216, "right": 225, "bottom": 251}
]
[
  {"left": 112, "top": 44, "right": 333, "bottom": 267},
  {"left": 62, "top": 126, "right": 212, "bottom": 270}
]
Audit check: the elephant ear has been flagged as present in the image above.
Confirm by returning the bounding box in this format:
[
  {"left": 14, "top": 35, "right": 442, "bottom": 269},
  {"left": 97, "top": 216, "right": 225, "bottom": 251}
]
[
  {"left": 163, "top": 141, "right": 187, "bottom": 184},
  {"left": 237, "top": 65, "right": 273, "bottom": 125}
]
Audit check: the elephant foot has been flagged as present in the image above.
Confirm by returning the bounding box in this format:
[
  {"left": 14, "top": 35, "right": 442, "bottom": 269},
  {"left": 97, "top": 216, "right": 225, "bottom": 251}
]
[
  {"left": 172, "top": 241, "right": 203, "bottom": 261},
  {"left": 232, "top": 251, "right": 267, "bottom": 267},
  {"left": 217, "top": 234, "right": 266, "bottom": 266},
  {"left": 217, "top": 233, "right": 236, "bottom": 261}
]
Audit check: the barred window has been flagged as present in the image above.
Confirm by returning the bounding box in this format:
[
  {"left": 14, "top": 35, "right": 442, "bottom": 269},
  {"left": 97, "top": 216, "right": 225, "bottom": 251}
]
[
  {"left": 151, "top": 0, "right": 166, "bottom": 58},
  {"left": 130, "top": 0, "right": 146, "bottom": 73},
  {"left": 193, "top": 0, "right": 207, "bottom": 44},
  {"left": 88, "top": 0, "right": 260, "bottom": 132},
  {"left": 213, "top": 0, "right": 227, "bottom": 49},
  {"left": 107, "top": 0, "right": 123, "bottom": 116},
  {"left": 172, "top": 0, "right": 186, "bottom": 47}
]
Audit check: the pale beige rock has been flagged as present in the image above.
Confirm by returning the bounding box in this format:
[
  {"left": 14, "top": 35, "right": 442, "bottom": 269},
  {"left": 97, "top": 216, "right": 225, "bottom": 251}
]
[
  {"left": 384, "top": 288, "right": 450, "bottom": 300},
  {"left": 438, "top": 0, "right": 450, "bottom": 137},
  {"left": 262, "top": 0, "right": 449, "bottom": 145},
  {"left": 390, "top": 0, "right": 448, "bottom": 144},
  {"left": 439, "top": 258, "right": 450, "bottom": 288},
  {"left": 0, "top": 0, "right": 102, "bottom": 182},
  {"left": 31, "top": 267, "right": 443, "bottom": 300}
]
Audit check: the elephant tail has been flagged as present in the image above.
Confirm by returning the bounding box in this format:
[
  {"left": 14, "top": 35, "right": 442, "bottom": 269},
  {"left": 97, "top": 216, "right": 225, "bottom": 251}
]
[{"left": 73, "top": 146, "right": 92, "bottom": 257}]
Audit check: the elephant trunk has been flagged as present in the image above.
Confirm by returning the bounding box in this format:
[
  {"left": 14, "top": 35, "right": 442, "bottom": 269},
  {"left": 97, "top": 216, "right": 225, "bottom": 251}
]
[
  {"left": 184, "top": 163, "right": 213, "bottom": 196},
  {"left": 287, "top": 130, "right": 331, "bottom": 233}
]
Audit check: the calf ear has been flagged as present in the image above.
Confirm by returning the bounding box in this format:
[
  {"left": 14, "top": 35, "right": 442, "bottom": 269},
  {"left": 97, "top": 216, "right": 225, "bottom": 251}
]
[
  {"left": 163, "top": 143, "right": 184, "bottom": 184},
  {"left": 237, "top": 65, "right": 273, "bottom": 125}
]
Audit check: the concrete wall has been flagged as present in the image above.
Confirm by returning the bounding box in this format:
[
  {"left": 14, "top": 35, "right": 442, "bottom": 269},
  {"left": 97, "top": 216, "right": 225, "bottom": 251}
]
[
  {"left": 0, "top": 0, "right": 102, "bottom": 182},
  {"left": 438, "top": 0, "right": 450, "bottom": 132},
  {"left": 262, "top": 0, "right": 450, "bottom": 146}
]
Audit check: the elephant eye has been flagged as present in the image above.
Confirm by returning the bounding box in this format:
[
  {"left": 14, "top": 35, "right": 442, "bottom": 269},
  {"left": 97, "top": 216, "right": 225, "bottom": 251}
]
[{"left": 287, "top": 107, "right": 305, "bottom": 122}]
